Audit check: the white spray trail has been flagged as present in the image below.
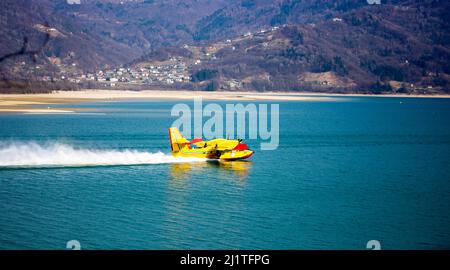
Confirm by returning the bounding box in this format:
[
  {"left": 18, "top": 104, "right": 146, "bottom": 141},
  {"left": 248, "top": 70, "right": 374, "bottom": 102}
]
[{"left": 0, "top": 141, "right": 205, "bottom": 168}]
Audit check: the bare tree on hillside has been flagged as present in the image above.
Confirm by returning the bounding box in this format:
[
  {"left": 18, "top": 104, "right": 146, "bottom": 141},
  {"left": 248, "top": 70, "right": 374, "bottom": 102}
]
[{"left": 0, "top": 21, "right": 51, "bottom": 92}]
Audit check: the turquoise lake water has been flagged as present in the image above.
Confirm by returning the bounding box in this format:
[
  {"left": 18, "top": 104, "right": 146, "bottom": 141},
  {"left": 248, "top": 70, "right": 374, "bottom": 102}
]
[{"left": 0, "top": 97, "right": 449, "bottom": 249}]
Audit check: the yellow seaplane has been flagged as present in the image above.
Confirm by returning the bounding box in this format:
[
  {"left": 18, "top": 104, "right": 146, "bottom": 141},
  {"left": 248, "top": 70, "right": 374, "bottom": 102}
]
[{"left": 168, "top": 127, "right": 253, "bottom": 161}]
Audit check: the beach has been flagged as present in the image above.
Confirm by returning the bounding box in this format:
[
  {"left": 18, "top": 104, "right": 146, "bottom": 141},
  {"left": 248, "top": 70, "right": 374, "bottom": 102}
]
[
  {"left": 0, "top": 90, "right": 336, "bottom": 113},
  {"left": 0, "top": 89, "right": 449, "bottom": 113}
]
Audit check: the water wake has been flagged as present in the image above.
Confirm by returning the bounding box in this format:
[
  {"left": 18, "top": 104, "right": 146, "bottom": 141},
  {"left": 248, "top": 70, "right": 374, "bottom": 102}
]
[{"left": 0, "top": 141, "right": 205, "bottom": 168}]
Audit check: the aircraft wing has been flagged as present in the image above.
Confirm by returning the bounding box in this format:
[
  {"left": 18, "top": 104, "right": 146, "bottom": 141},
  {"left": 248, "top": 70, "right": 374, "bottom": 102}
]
[{"left": 205, "top": 139, "right": 240, "bottom": 151}]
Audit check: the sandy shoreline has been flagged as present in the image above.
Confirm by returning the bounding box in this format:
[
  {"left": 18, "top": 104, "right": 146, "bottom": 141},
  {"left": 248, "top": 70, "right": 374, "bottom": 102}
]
[{"left": 0, "top": 89, "right": 449, "bottom": 113}]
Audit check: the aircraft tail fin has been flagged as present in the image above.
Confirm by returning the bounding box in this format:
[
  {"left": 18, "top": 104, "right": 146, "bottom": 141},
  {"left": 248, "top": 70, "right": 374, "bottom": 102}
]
[{"left": 168, "top": 127, "right": 189, "bottom": 153}]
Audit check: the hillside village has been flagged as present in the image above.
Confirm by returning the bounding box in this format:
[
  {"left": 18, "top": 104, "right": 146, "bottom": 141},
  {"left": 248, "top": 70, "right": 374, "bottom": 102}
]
[
  {"left": 17, "top": 26, "right": 283, "bottom": 89},
  {"left": 89, "top": 26, "right": 282, "bottom": 88},
  {"left": 89, "top": 58, "right": 190, "bottom": 86},
  {"left": 1, "top": 0, "right": 449, "bottom": 94}
]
